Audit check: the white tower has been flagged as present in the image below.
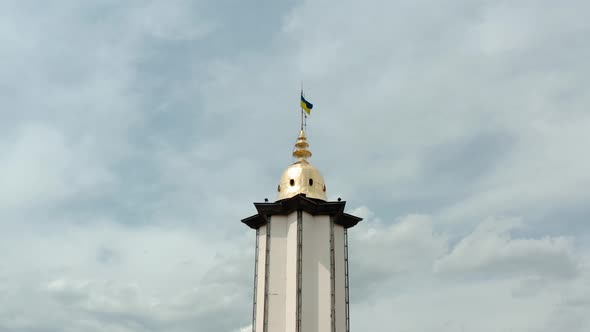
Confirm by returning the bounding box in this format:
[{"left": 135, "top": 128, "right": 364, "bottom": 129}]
[{"left": 242, "top": 130, "right": 362, "bottom": 332}]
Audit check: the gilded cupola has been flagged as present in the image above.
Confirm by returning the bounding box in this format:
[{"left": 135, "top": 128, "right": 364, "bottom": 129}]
[{"left": 276, "top": 130, "right": 327, "bottom": 201}]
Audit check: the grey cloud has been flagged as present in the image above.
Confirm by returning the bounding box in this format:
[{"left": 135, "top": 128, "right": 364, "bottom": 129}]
[
  {"left": 346, "top": 214, "right": 589, "bottom": 332},
  {"left": 348, "top": 213, "right": 447, "bottom": 301},
  {"left": 97, "top": 246, "right": 120, "bottom": 265},
  {"left": 0, "top": 222, "right": 253, "bottom": 332},
  {"left": 510, "top": 277, "right": 549, "bottom": 298},
  {"left": 434, "top": 219, "right": 579, "bottom": 280},
  {"left": 532, "top": 267, "right": 590, "bottom": 331}
]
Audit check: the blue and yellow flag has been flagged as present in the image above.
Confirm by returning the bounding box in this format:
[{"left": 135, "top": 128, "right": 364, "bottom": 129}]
[{"left": 300, "top": 93, "right": 313, "bottom": 115}]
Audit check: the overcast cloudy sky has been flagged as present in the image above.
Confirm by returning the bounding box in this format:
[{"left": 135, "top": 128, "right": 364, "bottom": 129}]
[{"left": 1, "top": 0, "right": 589, "bottom": 331}]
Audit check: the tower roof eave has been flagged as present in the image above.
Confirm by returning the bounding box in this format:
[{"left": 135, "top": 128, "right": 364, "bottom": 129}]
[{"left": 241, "top": 194, "right": 363, "bottom": 229}]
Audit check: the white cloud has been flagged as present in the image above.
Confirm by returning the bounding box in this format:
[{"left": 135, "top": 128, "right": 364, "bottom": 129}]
[
  {"left": 348, "top": 213, "right": 588, "bottom": 332},
  {"left": 232, "top": 325, "right": 252, "bottom": 332},
  {"left": 435, "top": 218, "right": 579, "bottom": 280},
  {"left": 0, "top": 221, "right": 254, "bottom": 331},
  {"left": 0, "top": 124, "right": 71, "bottom": 210},
  {"left": 532, "top": 264, "right": 590, "bottom": 331},
  {"left": 352, "top": 213, "right": 447, "bottom": 275}
]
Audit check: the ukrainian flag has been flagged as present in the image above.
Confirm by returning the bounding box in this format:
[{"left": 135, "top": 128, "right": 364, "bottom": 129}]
[{"left": 300, "top": 94, "right": 313, "bottom": 115}]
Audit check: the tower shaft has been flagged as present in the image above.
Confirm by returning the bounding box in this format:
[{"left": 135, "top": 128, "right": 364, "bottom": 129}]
[
  {"left": 243, "top": 195, "right": 361, "bottom": 332},
  {"left": 253, "top": 212, "right": 347, "bottom": 332}
]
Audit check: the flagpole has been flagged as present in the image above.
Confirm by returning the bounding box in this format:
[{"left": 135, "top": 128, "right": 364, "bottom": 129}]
[
  {"left": 301, "top": 107, "right": 304, "bottom": 131},
  {"left": 300, "top": 96, "right": 304, "bottom": 131},
  {"left": 301, "top": 82, "right": 304, "bottom": 131}
]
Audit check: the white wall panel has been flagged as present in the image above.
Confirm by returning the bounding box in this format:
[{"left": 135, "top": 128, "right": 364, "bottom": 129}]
[
  {"left": 301, "top": 212, "right": 331, "bottom": 332},
  {"left": 255, "top": 225, "right": 266, "bottom": 332},
  {"left": 284, "top": 213, "right": 298, "bottom": 332},
  {"left": 253, "top": 211, "right": 349, "bottom": 332},
  {"left": 333, "top": 224, "right": 346, "bottom": 332},
  {"left": 267, "top": 215, "right": 288, "bottom": 331}
]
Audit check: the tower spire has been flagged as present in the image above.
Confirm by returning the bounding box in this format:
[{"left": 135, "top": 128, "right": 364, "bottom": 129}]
[{"left": 292, "top": 130, "right": 312, "bottom": 160}]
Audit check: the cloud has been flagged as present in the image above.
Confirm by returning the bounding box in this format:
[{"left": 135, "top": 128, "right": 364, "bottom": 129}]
[
  {"left": 0, "top": 221, "right": 254, "bottom": 332},
  {"left": 434, "top": 218, "right": 579, "bottom": 280},
  {"left": 133, "top": 0, "right": 216, "bottom": 41},
  {"left": 347, "top": 212, "right": 588, "bottom": 331},
  {"left": 349, "top": 212, "right": 447, "bottom": 300},
  {"left": 532, "top": 264, "right": 590, "bottom": 331},
  {"left": 0, "top": 124, "right": 71, "bottom": 210},
  {"left": 1, "top": 0, "right": 590, "bottom": 331}
]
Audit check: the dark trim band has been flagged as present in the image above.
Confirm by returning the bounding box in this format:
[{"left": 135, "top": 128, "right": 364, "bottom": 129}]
[{"left": 242, "top": 194, "right": 362, "bottom": 229}]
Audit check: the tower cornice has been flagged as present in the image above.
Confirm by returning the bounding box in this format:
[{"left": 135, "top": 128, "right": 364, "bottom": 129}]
[{"left": 241, "top": 194, "right": 362, "bottom": 230}]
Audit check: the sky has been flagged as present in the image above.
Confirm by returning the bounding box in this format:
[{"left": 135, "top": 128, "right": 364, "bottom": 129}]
[{"left": 1, "top": 0, "right": 589, "bottom": 331}]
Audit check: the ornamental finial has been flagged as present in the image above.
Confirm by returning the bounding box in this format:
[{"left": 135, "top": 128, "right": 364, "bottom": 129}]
[{"left": 292, "top": 129, "right": 312, "bottom": 160}]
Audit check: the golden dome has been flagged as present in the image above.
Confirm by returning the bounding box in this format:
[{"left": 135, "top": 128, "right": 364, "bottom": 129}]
[{"left": 276, "top": 130, "right": 327, "bottom": 201}]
